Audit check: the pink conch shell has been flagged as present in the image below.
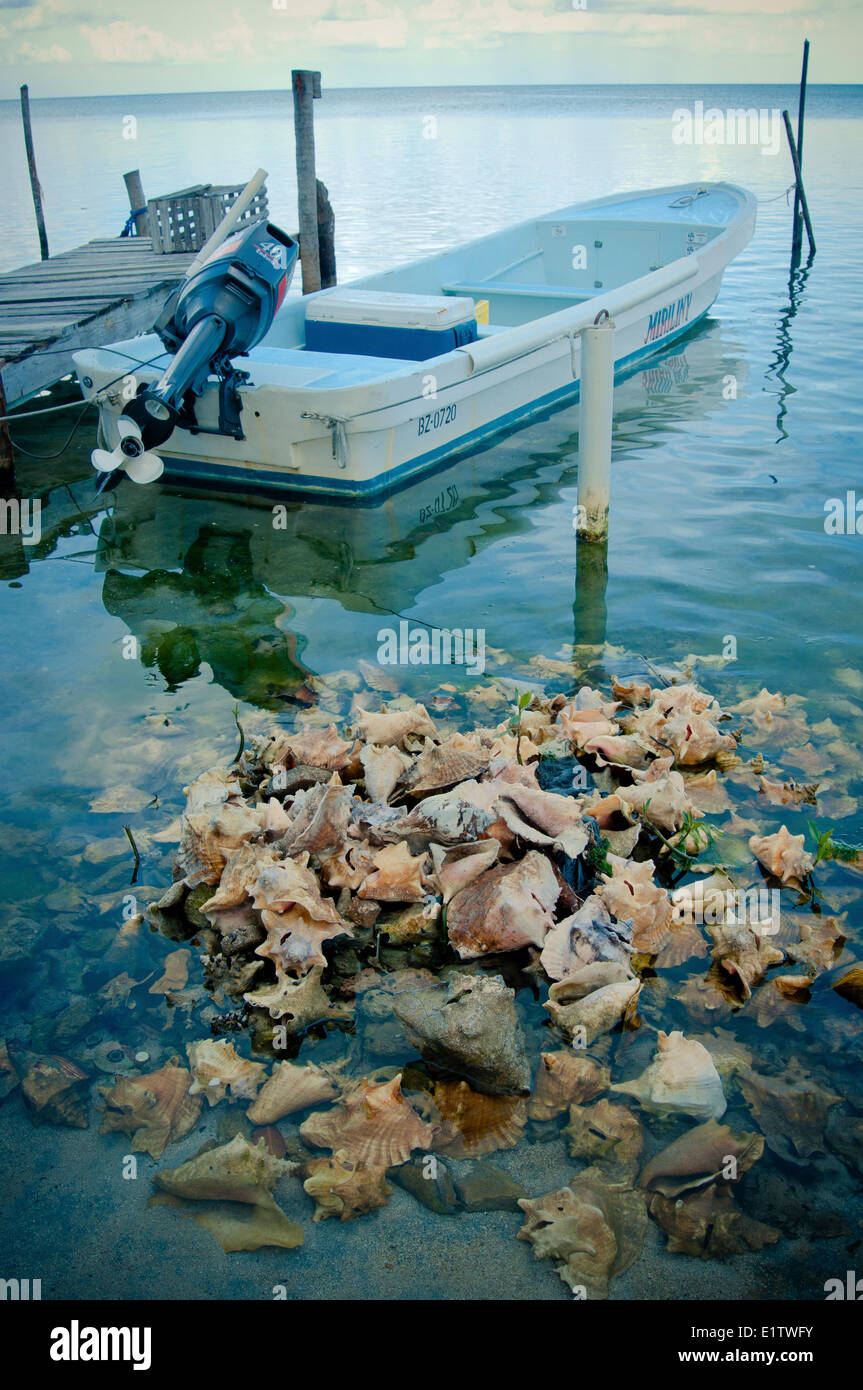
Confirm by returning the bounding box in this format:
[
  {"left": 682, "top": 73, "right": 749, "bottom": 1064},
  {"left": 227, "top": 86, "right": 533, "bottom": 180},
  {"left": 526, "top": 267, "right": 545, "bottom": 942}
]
[
  {"left": 358, "top": 841, "right": 428, "bottom": 901},
  {"left": 611, "top": 1030, "right": 726, "bottom": 1120},
  {"left": 247, "top": 1059, "right": 342, "bottom": 1124},
  {"left": 186, "top": 1037, "right": 267, "bottom": 1105},
  {"left": 273, "top": 724, "right": 357, "bottom": 772},
  {"left": 493, "top": 784, "right": 589, "bottom": 859},
  {"left": 597, "top": 858, "right": 673, "bottom": 955},
  {"left": 528, "top": 1052, "right": 610, "bottom": 1121},
  {"left": 251, "top": 853, "right": 352, "bottom": 975},
  {"left": 429, "top": 839, "right": 500, "bottom": 904},
  {"left": 446, "top": 849, "right": 560, "bottom": 959},
  {"left": 749, "top": 825, "right": 815, "bottom": 885},
  {"left": 300, "top": 1073, "right": 435, "bottom": 1167},
  {"left": 360, "top": 744, "right": 410, "bottom": 801},
  {"left": 355, "top": 704, "right": 439, "bottom": 748}
]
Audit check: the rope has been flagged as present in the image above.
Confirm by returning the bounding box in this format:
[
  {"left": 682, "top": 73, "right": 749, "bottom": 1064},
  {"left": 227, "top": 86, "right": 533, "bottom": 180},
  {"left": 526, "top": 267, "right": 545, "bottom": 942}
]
[
  {"left": 757, "top": 184, "right": 796, "bottom": 205},
  {"left": 120, "top": 207, "right": 147, "bottom": 238}
]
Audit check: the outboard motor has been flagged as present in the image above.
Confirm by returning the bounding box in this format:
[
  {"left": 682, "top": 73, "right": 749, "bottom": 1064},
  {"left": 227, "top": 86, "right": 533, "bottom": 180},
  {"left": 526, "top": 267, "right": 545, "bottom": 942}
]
[{"left": 92, "top": 220, "right": 298, "bottom": 485}]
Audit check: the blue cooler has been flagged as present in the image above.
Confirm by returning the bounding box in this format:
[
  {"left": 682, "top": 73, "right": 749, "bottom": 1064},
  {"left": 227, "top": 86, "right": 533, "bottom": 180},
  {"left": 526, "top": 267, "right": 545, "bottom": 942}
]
[{"left": 304, "top": 289, "right": 477, "bottom": 360}]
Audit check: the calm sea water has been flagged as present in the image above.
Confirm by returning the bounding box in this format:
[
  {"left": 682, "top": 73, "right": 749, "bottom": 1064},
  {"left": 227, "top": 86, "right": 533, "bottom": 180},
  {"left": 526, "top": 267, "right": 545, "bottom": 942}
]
[{"left": 1, "top": 86, "right": 862, "bottom": 1301}]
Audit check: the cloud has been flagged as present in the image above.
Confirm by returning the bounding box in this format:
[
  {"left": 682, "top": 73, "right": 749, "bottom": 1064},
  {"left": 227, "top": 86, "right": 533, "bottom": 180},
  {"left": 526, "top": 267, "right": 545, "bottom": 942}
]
[{"left": 80, "top": 9, "right": 253, "bottom": 64}]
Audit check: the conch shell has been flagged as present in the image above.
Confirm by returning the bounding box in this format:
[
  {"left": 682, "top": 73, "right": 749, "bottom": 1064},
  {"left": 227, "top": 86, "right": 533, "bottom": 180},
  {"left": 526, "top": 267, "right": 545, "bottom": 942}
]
[
  {"left": 407, "top": 736, "right": 489, "bottom": 792},
  {"left": 247, "top": 1059, "right": 342, "bottom": 1124},
  {"left": 360, "top": 744, "right": 410, "bottom": 801},
  {"left": 12, "top": 1049, "right": 89, "bottom": 1128},
  {"left": 300, "top": 1073, "right": 434, "bottom": 1167},
  {"left": 749, "top": 825, "right": 815, "bottom": 885},
  {"left": 639, "top": 1118, "right": 764, "bottom": 1197},
  {"left": 100, "top": 1060, "right": 201, "bottom": 1157},
  {"left": 649, "top": 1183, "right": 780, "bottom": 1258},
  {"left": 251, "top": 853, "right": 353, "bottom": 975},
  {"left": 446, "top": 849, "right": 559, "bottom": 959},
  {"left": 540, "top": 897, "right": 633, "bottom": 978},
  {"left": 431, "top": 1079, "right": 527, "bottom": 1158},
  {"left": 706, "top": 919, "right": 784, "bottom": 1000},
  {"left": 493, "top": 784, "right": 589, "bottom": 859},
  {"left": 244, "top": 961, "right": 354, "bottom": 1028},
  {"left": 186, "top": 1038, "right": 267, "bottom": 1105},
  {"left": 302, "top": 1151, "right": 392, "bottom": 1221},
  {"left": 545, "top": 977, "right": 641, "bottom": 1045},
  {"left": 616, "top": 769, "right": 697, "bottom": 834},
  {"left": 273, "top": 724, "right": 356, "bottom": 772},
  {"left": 611, "top": 1030, "right": 726, "bottom": 1120},
  {"left": 518, "top": 1169, "right": 647, "bottom": 1299},
  {"left": 355, "top": 704, "right": 438, "bottom": 747},
  {"left": 177, "top": 767, "right": 263, "bottom": 887},
  {"left": 357, "top": 841, "right": 428, "bottom": 902},
  {"left": 597, "top": 858, "right": 673, "bottom": 955},
  {"left": 155, "top": 1132, "right": 292, "bottom": 1206},
  {"left": 528, "top": 1052, "right": 611, "bottom": 1121},
  {"left": 564, "top": 1099, "right": 643, "bottom": 1182},
  {"left": 429, "top": 839, "right": 499, "bottom": 904}
]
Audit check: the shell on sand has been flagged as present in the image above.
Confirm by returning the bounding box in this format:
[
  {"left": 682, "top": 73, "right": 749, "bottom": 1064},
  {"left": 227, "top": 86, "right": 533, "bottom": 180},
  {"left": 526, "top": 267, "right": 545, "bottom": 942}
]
[
  {"left": 564, "top": 1099, "right": 643, "bottom": 1182},
  {"left": 355, "top": 704, "right": 439, "bottom": 748},
  {"left": 300, "top": 1073, "right": 434, "bottom": 1167},
  {"left": 749, "top": 825, "right": 815, "bottom": 885},
  {"left": 247, "top": 1059, "right": 342, "bottom": 1124},
  {"left": 611, "top": 1030, "right": 726, "bottom": 1121},
  {"left": 446, "top": 849, "right": 559, "bottom": 959},
  {"left": 736, "top": 1060, "right": 841, "bottom": 1166},
  {"left": 186, "top": 1038, "right": 267, "bottom": 1106},
  {"left": 244, "top": 961, "right": 354, "bottom": 1028},
  {"left": 431, "top": 1079, "right": 527, "bottom": 1158},
  {"left": 357, "top": 841, "right": 428, "bottom": 902},
  {"left": 540, "top": 896, "right": 633, "bottom": 979},
  {"left": 393, "top": 973, "right": 531, "bottom": 1096},
  {"left": 12, "top": 1049, "right": 89, "bottom": 1128},
  {"left": 518, "top": 1168, "right": 647, "bottom": 1299},
  {"left": 649, "top": 1183, "right": 780, "bottom": 1258},
  {"left": 639, "top": 1118, "right": 764, "bottom": 1197},
  {"left": 429, "top": 839, "right": 499, "bottom": 904},
  {"left": 528, "top": 1052, "right": 611, "bottom": 1121},
  {"left": 100, "top": 1060, "right": 202, "bottom": 1158},
  {"left": 545, "top": 978, "right": 641, "bottom": 1046},
  {"left": 155, "top": 1133, "right": 293, "bottom": 1206},
  {"left": 302, "top": 1151, "right": 392, "bottom": 1221}
]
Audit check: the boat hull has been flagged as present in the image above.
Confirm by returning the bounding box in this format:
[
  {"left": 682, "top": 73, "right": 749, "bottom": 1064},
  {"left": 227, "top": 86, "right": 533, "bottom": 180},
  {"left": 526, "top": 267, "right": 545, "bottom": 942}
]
[{"left": 76, "top": 182, "right": 755, "bottom": 498}]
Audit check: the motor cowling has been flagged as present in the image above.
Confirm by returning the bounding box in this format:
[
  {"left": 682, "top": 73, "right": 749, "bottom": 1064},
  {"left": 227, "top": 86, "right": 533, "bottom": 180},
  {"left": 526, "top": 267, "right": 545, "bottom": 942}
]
[{"left": 92, "top": 220, "right": 297, "bottom": 484}]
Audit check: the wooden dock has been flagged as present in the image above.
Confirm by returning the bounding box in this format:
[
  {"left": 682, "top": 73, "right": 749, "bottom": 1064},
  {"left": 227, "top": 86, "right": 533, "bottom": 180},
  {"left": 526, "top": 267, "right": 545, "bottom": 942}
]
[{"left": 0, "top": 236, "right": 193, "bottom": 408}]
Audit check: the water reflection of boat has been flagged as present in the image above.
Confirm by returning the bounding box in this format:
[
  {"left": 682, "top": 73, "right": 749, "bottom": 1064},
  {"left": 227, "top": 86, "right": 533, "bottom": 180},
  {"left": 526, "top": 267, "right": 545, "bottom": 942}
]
[{"left": 94, "top": 316, "right": 747, "bottom": 704}]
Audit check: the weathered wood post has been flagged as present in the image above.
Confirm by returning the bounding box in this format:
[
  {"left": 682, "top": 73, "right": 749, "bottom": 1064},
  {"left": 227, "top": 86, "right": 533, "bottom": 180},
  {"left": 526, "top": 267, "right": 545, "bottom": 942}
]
[
  {"left": 123, "top": 170, "right": 149, "bottom": 237},
  {"left": 783, "top": 112, "right": 816, "bottom": 256},
  {"left": 20, "top": 84, "right": 49, "bottom": 261},
  {"left": 316, "top": 179, "right": 337, "bottom": 289},
  {"left": 575, "top": 317, "right": 616, "bottom": 542},
  {"left": 791, "top": 39, "right": 810, "bottom": 263},
  {"left": 292, "top": 70, "right": 322, "bottom": 294}
]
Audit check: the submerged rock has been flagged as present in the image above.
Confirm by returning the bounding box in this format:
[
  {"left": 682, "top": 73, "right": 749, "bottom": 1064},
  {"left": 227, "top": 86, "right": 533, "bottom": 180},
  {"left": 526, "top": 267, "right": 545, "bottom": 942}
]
[
  {"left": 392, "top": 973, "right": 531, "bottom": 1096},
  {"left": 453, "top": 1161, "right": 526, "bottom": 1213}
]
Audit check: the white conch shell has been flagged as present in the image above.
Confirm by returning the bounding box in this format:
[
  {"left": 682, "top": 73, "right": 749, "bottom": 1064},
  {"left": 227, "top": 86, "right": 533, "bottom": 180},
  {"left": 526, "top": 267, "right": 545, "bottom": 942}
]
[{"left": 611, "top": 1030, "right": 726, "bottom": 1120}]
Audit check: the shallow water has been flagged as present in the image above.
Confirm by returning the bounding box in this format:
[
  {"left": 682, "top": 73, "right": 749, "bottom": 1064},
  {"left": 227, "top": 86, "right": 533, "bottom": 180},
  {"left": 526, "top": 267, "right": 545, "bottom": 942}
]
[{"left": 1, "top": 85, "right": 862, "bottom": 1301}]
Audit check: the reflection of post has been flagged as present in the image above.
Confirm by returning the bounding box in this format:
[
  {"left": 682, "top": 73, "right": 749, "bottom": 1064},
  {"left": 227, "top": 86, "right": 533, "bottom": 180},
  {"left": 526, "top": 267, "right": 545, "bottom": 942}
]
[
  {"left": 574, "top": 533, "right": 608, "bottom": 659},
  {"left": 0, "top": 376, "right": 15, "bottom": 484}
]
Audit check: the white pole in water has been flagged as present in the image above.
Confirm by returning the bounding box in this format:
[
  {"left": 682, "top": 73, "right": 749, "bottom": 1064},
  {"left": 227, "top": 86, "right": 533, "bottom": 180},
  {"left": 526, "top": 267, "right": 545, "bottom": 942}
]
[
  {"left": 186, "top": 167, "right": 268, "bottom": 276},
  {"left": 576, "top": 317, "right": 615, "bottom": 542}
]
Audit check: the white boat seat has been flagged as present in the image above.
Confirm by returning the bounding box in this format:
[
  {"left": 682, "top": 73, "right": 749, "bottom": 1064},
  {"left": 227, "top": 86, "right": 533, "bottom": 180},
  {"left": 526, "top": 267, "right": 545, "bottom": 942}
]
[{"left": 442, "top": 280, "right": 594, "bottom": 302}]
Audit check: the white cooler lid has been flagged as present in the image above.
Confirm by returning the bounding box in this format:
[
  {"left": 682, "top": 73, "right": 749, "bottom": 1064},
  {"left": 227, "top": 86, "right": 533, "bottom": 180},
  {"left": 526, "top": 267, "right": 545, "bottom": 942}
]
[{"left": 306, "top": 288, "right": 476, "bottom": 330}]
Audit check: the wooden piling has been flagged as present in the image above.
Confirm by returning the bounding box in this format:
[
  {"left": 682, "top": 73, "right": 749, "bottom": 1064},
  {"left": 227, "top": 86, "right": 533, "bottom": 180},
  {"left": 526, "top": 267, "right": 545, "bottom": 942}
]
[
  {"left": 123, "top": 170, "right": 149, "bottom": 238},
  {"left": 0, "top": 376, "right": 15, "bottom": 482},
  {"left": 317, "top": 179, "right": 337, "bottom": 289},
  {"left": 791, "top": 39, "right": 810, "bottom": 263},
  {"left": 783, "top": 111, "right": 816, "bottom": 256},
  {"left": 20, "top": 85, "right": 49, "bottom": 261},
  {"left": 292, "top": 70, "right": 323, "bottom": 294}
]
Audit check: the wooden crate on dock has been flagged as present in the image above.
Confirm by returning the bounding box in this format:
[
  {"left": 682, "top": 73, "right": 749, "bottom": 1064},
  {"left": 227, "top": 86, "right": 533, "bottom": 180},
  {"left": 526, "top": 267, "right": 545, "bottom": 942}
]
[{"left": 146, "top": 182, "right": 269, "bottom": 254}]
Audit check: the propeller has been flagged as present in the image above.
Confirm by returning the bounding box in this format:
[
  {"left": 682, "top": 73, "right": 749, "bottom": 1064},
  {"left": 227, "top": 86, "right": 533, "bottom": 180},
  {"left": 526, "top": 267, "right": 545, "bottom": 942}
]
[{"left": 91, "top": 417, "right": 165, "bottom": 486}]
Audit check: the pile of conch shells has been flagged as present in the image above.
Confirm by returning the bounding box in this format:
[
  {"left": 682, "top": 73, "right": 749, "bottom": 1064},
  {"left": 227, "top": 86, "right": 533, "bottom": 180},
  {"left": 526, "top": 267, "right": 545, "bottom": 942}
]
[{"left": 16, "top": 667, "right": 860, "bottom": 1293}]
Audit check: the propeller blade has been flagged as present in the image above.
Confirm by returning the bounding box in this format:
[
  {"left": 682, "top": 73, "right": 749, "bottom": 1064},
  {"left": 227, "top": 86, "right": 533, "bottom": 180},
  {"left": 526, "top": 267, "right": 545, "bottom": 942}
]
[
  {"left": 124, "top": 451, "right": 165, "bottom": 485},
  {"left": 117, "top": 416, "right": 143, "bottom": 441},
  {"left": 91, "top": 447, "right": 121, "bottom": 473}
]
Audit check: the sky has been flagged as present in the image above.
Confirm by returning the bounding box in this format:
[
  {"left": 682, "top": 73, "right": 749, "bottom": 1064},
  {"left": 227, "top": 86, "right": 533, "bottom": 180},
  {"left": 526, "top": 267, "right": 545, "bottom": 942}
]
[{"left": 0, "top": 0, "right": 859, "bottom": 99}]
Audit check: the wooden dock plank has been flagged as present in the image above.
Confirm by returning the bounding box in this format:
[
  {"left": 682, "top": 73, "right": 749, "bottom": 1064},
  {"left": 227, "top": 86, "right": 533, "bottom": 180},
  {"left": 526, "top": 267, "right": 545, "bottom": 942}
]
[{"left": 0, "top": 236, "right": 192, "bottom": 406}]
